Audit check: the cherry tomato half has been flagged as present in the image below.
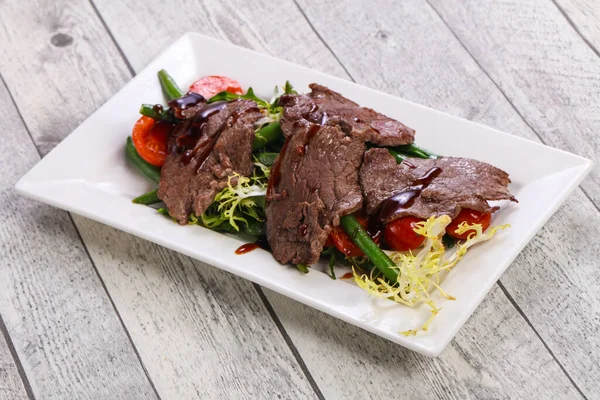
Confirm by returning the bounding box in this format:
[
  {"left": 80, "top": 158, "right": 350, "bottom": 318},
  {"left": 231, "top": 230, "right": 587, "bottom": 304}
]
[
  {"left": 132, "top": 116, "right": 172, "bottom": 167},
  {"left": 329, "top": 214, "right": 379, "bottom": 257},
  {"left": 330, "top": 225, "right": 364, "bottom": 257},
  {"left": 189, "top": 76, "right": 244, "bottom": 99},
  {"left": 446, "top": 209, "right": 492, "bottom": 240},
  {"left": 384, "top": 216, "right": 426, "bottom": 251}
]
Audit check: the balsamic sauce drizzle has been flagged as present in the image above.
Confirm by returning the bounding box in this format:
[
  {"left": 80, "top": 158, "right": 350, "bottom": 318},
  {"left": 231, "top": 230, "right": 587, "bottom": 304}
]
[
  {"left": 376, "top": 167, "right": 442, "bottom": 223},
  {"left": 171, "top": 99, "right": 258, "bottom": 171}
]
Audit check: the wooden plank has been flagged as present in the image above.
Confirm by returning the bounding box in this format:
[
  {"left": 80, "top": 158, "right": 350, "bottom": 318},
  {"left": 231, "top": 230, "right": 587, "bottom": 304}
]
[
  {"left": 427, "top": 0, "right": 600, "bottom": 209},
  {"left": 0, "top": 0, "right": 320, "bottom": 398},
  {"left": 420, "top": 1, "right": 600, "bottom": 395},
  {"left": 295, "top": 0, "right": 600, "bottom": 397},
  {"left": 554, "top": 0, "right": 600, "bottom": 53},
  {"left": 74, "top": 219, "right": 319, "bottom": 399},
  {"left": 0, "top": 74, "right": 157, "bottom": 397},
  {"left": 0, "top": 319, "right": 28, "bottom": 400},
  {"left": 267, "top": 284, "right": 581, "bottom": 399},
  {"left": 94, "top": 0, "right": 589, "bottom": 397},
  {"left": 0, "top": 1, "right": 131, "bottom": 157},
  {"left": 89, "top": 0, "right": 348, "bottom": 77}
]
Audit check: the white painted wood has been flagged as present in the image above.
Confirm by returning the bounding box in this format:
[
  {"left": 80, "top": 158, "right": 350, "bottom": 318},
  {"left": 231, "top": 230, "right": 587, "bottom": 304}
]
[
  {"left": 422, "top": 0, "right": 600, "bottom": 394},
  {"left": 0, "top": 71, "right": 157, "bottom": 397},
  {"left": 2, "top": 0, "right": 597, "bottom": 397},
  {"left": 294, "top": 0, "right": 600, "bottom": 397},
  {"left": 267, "top": 284, "right": 581, "bottom": 400},
  {"left": 554, "top": 0, "right": 600, "bottom": 52},
  {"left": 89, "top": 0, "right": 348, "bottom": 80},
  {"left": 427, "top": 0, "right": 600, "bottom": 208},
  {"left": 0, "top": 0, "right": 131, "bottom": 157},
  {"left": 0, "top": 328, "right": 28, "bottom": 400},
  {"left": 94, "top": 0, "right": 593, "bottom": 397},
  {"left": 74, "top": 218, "right": 318, "bottom": 399},
  {"left": 0, "top": 0, "right": 320, "bottom": 398}
]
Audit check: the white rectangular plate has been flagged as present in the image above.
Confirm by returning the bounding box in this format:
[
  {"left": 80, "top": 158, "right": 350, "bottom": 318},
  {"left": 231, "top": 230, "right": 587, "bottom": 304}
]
[{"left": 16, "top": 33, "right": 592, "bottom": 357}]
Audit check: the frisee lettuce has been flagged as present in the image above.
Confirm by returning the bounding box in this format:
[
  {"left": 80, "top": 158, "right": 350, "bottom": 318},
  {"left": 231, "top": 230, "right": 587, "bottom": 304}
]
[
  {"left": 209, "top": 81, "right": 296, "bottom": 123},
  {"left": 208, "top": 87, "right": 269, "bottom": 108},
  {"left": 198, "top": 161, "right": 270, "bottom": 233},
  {"left": 353, "top": 215, "right": 509, "bottom": 336}
]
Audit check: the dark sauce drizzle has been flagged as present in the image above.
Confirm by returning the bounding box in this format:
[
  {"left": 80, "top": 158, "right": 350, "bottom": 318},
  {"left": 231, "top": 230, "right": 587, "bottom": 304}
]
[
  {"left": 340, "top": 272, "right": 354, "bottom": 279},
  {"left": 267, "top": 136, "right": 291, "bottom": 198},
  {"left": 235, "top": 243, "right": 258, "bottom": 254},
  {"left": 172, "top": 100, "right": 258, "bottom": 171},
  {"left": 169, "top": 91, "right": 206, "bottom": 111},
  {"left": 235, "top": 237, "right": 271, "bottom": 255},
  {"left": 376, "top": 167, "right": 442, "bottom": 223}
]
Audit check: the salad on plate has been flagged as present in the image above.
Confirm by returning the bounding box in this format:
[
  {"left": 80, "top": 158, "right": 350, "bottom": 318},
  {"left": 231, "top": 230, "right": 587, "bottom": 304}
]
[{"left": 126, "top": 70, "right": 517, "bottom": 334}]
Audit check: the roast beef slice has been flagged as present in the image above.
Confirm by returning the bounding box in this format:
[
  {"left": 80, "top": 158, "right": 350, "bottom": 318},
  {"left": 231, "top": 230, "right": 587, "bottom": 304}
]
[
  {"left": 279, "top": 83, "right": 415, "bottom": 146},
  {"left": 266, "top": 120, "right": 364, "bottom": 264},
  {"left": 360, "top": 148, "right": 517, "bottom": 223},
  {"left": 158, "top": 100, "right": 261, "bottom": 224}
]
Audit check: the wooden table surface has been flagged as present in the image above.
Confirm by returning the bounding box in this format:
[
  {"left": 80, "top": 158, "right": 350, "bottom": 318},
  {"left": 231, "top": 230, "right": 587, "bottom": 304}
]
[{"left": 1, "top": 0, "right": 599, "bottom": 399}]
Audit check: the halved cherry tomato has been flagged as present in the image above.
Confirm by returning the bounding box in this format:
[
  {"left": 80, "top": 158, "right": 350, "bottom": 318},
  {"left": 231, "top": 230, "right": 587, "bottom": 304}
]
[
  {"left": 384, "top": 216, "right": 426, "bottom": 251},
  {"left": 329, "top": 214, "right": 379, "bottom": 257},
  {"left": 189, "top": 76, "right": 244, "bottom": 99},
  {"left": 330, "top": 226, "right": 364, "bottom": 257},
  {"left": 132, "top": 116, "right": 172, "bottom": 167},
  {"left": 446, "top": 209, "right": 492, "bottom": 240}
]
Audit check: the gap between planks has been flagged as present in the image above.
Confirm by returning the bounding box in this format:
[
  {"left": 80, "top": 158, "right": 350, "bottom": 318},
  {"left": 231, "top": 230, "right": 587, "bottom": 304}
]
[
  {"left": 63, "top": 2, "right": 329, "bottom": 397},
  {"left": 88, "top": 1, "right": 590, "bottom": 385},
  {"left": 0, "top": 312, "right": 35, "bottom": 400},
  {"left": 289, "top": 1, "right": 593, "bottom": 396},
  {"left": 26, "top": 4, "right": 591, "bottom": 398},
  {"left": 497, "top": 282, "right": 588, "bottom": 400},
  {"left": 292, "top": 0, "right": 569, "bottom": 362},
  {"left": 0, "top": 69, "right": 160, "bottom": 400},
  {"left": 424, "top": 0, "right": 600, "bottom": 217},
  {"left": 551, "top": 0, "right": 600, "bottom": 60},
  {"left": 66, "top": 213, "right": 163, "bottom": 400}
]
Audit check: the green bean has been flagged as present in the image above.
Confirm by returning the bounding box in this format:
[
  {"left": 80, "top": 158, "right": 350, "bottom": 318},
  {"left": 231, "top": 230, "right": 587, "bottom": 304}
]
[
  {"left": 296, "top": 264, "right": 310, "bottom": 274},
  {"left": 132, "top": 189, "right": 160, "bottom": 205},
  {"left": 252, "top": 122, "right": 282, "bottom": 151},
  {"left": 393, "top": 144, "right": 437, "bottom": 159},
  {"left": 340, "top": 215, "right": 398, "bottom": 282},
  {"left": 158, "top": 69, "right": 185, "bottom": 101},
  {"left": 139, "top": 104, "right": 176, "bottom": 122},
  {"left": 328, "top": 252, "right": 337, "bottom": 280},
  {"left": 126, "top": 136, "right": 161, "bottom": 183},
  {"left": 387, "top": 149, "right": 406, "bottom": 163},
  {"left": 255, "top": 152, "right": 279, "bottom": 167}
]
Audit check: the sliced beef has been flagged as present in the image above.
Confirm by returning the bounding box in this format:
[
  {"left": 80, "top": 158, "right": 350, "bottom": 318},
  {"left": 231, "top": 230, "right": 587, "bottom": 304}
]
[
  {"left": 158, "top": 99, "right": 262, "bottom": 224},
  {"left": 278, "top": 83, "right": 415, "bottom": 146},
  {"left": 168, "top": 92, "right": 207, "bottom": 119},
  {"left": 266, "top": 84, "right": 415, "bottom": 264},
  {"left": 265, "top": 120, "right": 365, "bottom": 265},
  {"left": 359, "top": 148, "right": 517, "bottom": 223}
]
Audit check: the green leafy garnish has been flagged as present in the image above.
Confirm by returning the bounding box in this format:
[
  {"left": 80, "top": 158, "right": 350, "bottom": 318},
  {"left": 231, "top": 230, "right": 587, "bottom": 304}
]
[
  {"left": 296, "top": 264, "right": 310, "bottom": 274},
  {"left": 353, "top": 215, "right": 509, "bottom": 335},
  {"left": 208, "top": 87, "right": 270, "bottom": 109},
  {"left": 199, "top": 161, "right": 270, "bottom": 233},
  {"left": 284, "top": 80, "right": 297, "bottom": 95}
]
